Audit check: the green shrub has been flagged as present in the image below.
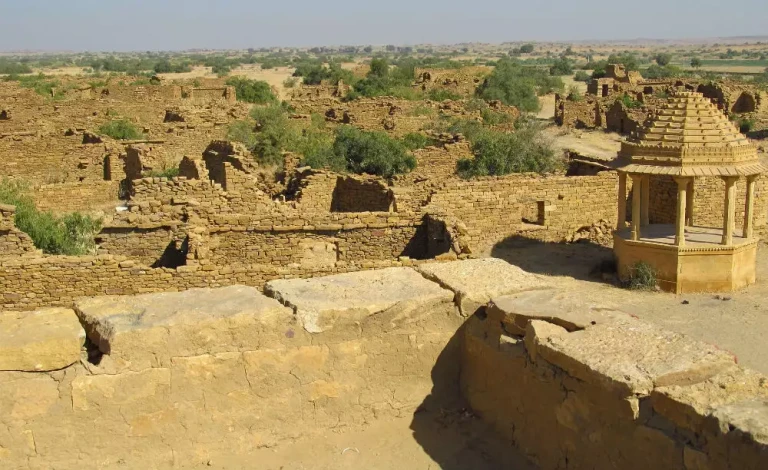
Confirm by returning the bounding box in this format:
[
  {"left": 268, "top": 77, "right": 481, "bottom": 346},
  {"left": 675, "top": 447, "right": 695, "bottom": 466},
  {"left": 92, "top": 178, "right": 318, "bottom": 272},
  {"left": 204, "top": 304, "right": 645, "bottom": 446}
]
[
  {"left": 225, "top": 77, "right": 276, "bottom": 104},
  {"left": 737, "top": 117, "right": 755, "bottom": 133},
  {"left": 655, "top": 53, "right": 672, "bottom": 66},
  {"left": 475, "top": 58, "right": 563, "bottom": 113},
  {"left": 549, "top": 58, "right": 574, "bottom": 76},
  {"left": 573, "top": 70, "right": 591, "bottom": 82},
  {"left": 567, "top": 85, "right": 583, "bottom": 101},
  {"left": 349, "top": 58, "right": 417, "bottom": 99},
  {"left": 401, "top": 132, "right": 433, "bottom": 150},
  {"left": 98, "top": 119, "right": 143, "bottom": 140},
  {"left": 0, "top": 179, "right": 101, "bottom": 255},
  {"left": 283, "top": 77, "right": 298, "bottom": 88},
  {"left": 295, "top": 62, "right": 354, "bottom": 86},
  {"left": 519, "top": 44, "right": 535, "bottom": 54},
  {"left": 144, "top": 167, "right": 180, "bottom": 178},
  {"left": 620, "top": 95, "right": 643, "bottom": 109},
  {"left": 409, "top": 105, "right": 436, "bottom": 117},
  {"left": 456, "top": 120, "right": 561, "bottom": 178},
  {"left": 626, "top": 261, "right": 657, "bottom": 290},
  {"left": 303, "top": 126, "right": 416, "bottom": 178}
]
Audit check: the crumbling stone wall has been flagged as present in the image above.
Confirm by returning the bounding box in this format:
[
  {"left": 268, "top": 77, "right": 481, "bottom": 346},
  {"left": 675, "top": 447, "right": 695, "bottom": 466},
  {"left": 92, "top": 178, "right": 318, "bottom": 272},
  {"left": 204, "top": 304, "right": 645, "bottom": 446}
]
[
  {"left": 426, "top": 172, "right": 618, "bottom": 253},
  {"left": 292, "top": 170, "right": 394, "bottom": 213},
  {"left": 462, "top": 292, "right": 768, "bottom": 469},
  {"left": 0, "top": 280, "right": 461, "bottom": 468},
  {"left": 0, "top": 205, "right": 37, "bottom": 257},
  {"left": 31, "top": 181, "right": 120, "bottom": 213}
]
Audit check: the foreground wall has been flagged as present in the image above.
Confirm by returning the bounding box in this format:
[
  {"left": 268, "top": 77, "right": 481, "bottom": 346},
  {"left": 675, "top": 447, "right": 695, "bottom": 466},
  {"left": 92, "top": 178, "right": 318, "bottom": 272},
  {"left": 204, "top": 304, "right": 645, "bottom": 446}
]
[
  {"left": 462, "top": 290, "right": 768, "bottom": 469},
  {"left": 0, "top": 274, "right": 463, "bottom": 469}
]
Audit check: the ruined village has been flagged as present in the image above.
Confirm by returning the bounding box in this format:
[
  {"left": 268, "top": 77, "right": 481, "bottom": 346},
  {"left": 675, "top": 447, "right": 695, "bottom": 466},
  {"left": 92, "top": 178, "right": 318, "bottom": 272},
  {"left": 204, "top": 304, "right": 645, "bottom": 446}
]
[{"left": 1, "top": 35, "right": 768, "bottom": 469}]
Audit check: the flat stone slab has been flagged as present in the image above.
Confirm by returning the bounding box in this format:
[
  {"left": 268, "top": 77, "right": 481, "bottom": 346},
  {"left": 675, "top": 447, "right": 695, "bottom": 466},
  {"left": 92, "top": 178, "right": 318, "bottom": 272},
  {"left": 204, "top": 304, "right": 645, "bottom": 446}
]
[
  {"left": 417, "top": 258, "right": 547, "bottom": 315},
  {"left": 75, "top": 285, "right": 292, "bottom": 370},
  {"left": 0, "top": 308, "right": 84, "bottom": 371},
  {"left": 651, "top": 366, "right": 768, "bottom": 434},
  {"left": 535, "top": 318, "right": 737, "bottom": 396},
  {"left": 711, "top": 399, "right": 768, "bottom": 445},
  {"left": 265, "top": 267, "right": 454, "bottom": 333},
  {"left": 488, "top": 289, "right": 631, "bottom": 335}
]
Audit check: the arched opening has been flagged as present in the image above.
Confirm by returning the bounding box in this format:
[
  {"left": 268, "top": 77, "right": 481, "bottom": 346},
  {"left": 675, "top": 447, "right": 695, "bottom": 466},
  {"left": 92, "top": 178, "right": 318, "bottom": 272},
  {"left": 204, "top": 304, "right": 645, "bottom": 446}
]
[{"left": 732, "top": 93, "right": 756, "bottom": 114}]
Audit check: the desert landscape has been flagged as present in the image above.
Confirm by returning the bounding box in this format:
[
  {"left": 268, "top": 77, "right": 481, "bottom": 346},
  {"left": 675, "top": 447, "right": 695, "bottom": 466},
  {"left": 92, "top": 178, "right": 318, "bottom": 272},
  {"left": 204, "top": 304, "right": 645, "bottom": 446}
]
[{"left": 1, "top": 7, "right": 768, "bottom": 469}]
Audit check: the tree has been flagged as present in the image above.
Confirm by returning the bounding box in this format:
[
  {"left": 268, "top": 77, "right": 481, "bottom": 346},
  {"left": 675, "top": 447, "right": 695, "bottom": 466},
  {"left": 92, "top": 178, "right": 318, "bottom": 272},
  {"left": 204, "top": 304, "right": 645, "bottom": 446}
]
[
  {"left": 475, "top": 58, "right": 563, "bottom": 113},
  {"left": 225, "top": 77, "right": 276, "bottom": 104},
  {"left": 369, "top": 58, "right": 389, "bottom": 78},
  {"left": 690, "top": 57, "right": 703, "bottom": 68},
  {"left": 363, "top": 46, "right": 373, "bottom": 53},
  {"left": 549, "top": 58, "right": 574, "bottom": 76},
  {"left": 303, "top": 126, "right": 416, "bottom": 178},
  {"left": 655, "top": 53, "right": 673, "bottom": 66},
  {"left": 519, "top": 43, "right": 535, "bottom": 54}
]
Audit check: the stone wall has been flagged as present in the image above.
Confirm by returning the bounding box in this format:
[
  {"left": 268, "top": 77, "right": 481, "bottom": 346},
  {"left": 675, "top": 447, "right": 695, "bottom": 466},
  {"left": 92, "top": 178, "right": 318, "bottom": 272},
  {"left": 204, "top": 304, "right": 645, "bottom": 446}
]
[
  {"left": 292, "top": 170, "right": 394, "bottom": 213},
  {"left": 32, "top": 181, "right": 120, "bottom": 213},
  {"left": 462, "top": 289, "right": 768, "bottom": 470},
  {"left": 427, "top": 172, "right": 618, "bottom": 253},
  {"left": 0, "top": 205, "right": 37, "bottom": 257},
  {"left": 0, "top": 275, "right": 462, "bottom": 468}
]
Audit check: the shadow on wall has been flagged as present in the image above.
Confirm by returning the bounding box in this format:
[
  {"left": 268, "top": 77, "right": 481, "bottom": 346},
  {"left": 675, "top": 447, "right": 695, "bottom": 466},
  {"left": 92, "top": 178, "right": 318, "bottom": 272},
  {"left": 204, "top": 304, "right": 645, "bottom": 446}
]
[
  {"left": 409, "top": 323, "right": 536, "bottom": 470},
  {"left": 490, "top": 235, "right": 615, "bottom": 283}
]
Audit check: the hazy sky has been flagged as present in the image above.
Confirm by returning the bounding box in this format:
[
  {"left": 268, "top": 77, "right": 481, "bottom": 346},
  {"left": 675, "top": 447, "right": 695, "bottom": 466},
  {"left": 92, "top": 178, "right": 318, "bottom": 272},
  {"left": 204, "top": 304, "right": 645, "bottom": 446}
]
[{"left": 1, "top": 0, "right": 766, "bottom": 52}]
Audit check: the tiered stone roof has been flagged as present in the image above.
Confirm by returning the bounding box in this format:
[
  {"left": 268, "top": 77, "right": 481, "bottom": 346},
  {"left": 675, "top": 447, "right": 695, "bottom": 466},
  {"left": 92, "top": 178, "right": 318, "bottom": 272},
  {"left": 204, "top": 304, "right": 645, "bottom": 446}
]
[{"left": 618, "top": 91, "right": 765, "bottom": 176}]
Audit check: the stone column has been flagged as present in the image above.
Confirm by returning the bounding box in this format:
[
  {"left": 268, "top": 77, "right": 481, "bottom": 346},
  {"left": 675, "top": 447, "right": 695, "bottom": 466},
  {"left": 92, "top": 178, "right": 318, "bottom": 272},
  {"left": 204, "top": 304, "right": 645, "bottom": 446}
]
[
  {"left": 617, "top": 172, "right": 627, "bottom": 229},
  {"left": 744, "top": 175, "right": 759, "bottom": 239},
  {"left": 640, "top": 175, "right": 650, "bottom": 226},
  {"left": 685, "top": 178, "right": 695, "bottom": 226},
  {"left": 673, "top": 177, "right": 689, "bottom": 247},
  {"left": 721, "top": 176, "right": 738, "bottom": 246},
  {"left": 631, "top": 174, "right": 642, "bottom": 241}
]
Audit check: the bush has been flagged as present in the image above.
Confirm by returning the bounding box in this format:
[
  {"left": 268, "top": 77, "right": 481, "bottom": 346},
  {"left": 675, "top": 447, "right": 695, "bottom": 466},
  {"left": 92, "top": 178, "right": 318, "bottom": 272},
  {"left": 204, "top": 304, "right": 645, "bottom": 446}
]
[
  {"left": 567, "top": 85, "right": 583, "bottom": 101},
  {"left": 0, "top": 179, "right": 101, "bottom": 255},
  {"left": 655, "top": 53, "right": 673, "bottom": 66},
  {"left": 643, "top": 64, "right": 683, "bottom": 79},
  {"left": 573, "top": 70, "right": 591, "bottom": 82},
  {"left": 144, "top": 167, "right": 180, "bottom": 178},
  {"left": 350, "top": 58, "right": 417, "bottom": 99},
  {"left": 456, "top": 120, "right": 562, "bottom": 178},
  {"left": 401, "top": 132, "right": 432, "bottom": 150},
  {"left": 225, "top": 77, "right": 276, "bottom": 104},
  {"left": 690, "top": 57, "right": 702, "bottom": 68},
  {"left": 283, "top": 77, "right": 298, "bottom": 88},
  {"left": 620, "top": 95, "right": 643, "bottom": 109},
  {"left": 519, "top": 44, "right": 535, "bottom": 54},
  {"left": 626, "top": 261, "right": 657, "bottom": 290},
  {"left": 98, "top": 119, "right": 143, "bottom": 140},
  {"left": 549, "top": 58, "right": 574, "bottom": 76},
  {"left": 737, "top": 117, "right": 755, "bottom": 133},
  {"left": 296, "top": 62, "right": 354, "bottom": 86},
  {"left": 304, "top": 126, "right": 416, "bottom": 178},
  {"left": 475, "top": 59, "right": 563, "bottom": 112}
]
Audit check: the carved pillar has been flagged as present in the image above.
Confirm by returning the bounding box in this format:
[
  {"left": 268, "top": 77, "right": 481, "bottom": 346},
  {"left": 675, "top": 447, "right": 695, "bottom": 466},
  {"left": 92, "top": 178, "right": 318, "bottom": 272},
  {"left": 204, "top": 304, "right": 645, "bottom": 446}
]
[
  {"left": 640, "top": 175, "right": 650, "bottom": 226},
  {"left": 685, "top": 178, "right": 695, "bottom": 226},
  {"left": 617, "top": 172, "right": 627, "bottom": 229},
  {"left": 631, "top": 174, "right": 642, "bottom": 241},
  {"left": 744, "top": 175, "right": 759, "bottom": 239},
  {"left": 721, "top": 176, "right": 738, "bottom": 246},
  {"left": 673, "top": 177, "right": 689, "bottom": 247}
]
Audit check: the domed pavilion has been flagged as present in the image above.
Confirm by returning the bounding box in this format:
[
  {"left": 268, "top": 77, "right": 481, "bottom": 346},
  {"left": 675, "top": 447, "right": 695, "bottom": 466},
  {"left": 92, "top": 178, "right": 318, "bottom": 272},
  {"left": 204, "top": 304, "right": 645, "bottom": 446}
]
[{"left": 614, "top": 91, "right": 765, "bottom": 293}]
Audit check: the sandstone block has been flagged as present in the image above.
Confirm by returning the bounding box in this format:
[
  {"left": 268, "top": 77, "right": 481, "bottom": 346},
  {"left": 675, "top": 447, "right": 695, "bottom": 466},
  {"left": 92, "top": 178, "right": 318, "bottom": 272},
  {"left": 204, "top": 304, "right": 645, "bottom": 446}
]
[
  {"left": 265, "top": 267, "right": 454, "bottom": 333},
  {"left": 488, "top": 288, "right": 630, "bottom": 335},
  {"left": 74, "top": 286, "right": 293, "bottom": 370},
  {"left": 0, "top": 308, "right": 84, "bottom": 371},
  {"left": 537, "top": 318, "right": 736, "bottom": 395},
  {"left": 417, "top": 258, "right": 547, "bottom": 315}
]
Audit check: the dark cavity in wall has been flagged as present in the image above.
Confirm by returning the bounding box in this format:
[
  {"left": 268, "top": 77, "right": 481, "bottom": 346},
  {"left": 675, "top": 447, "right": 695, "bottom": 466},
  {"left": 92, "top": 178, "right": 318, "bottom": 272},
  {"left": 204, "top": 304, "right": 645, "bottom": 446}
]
[
  {"left": 331, "top": 176, "right": 393, "bottom": 213},
  {"left": 152, "top": 236, "right": 189, "bottom": 268}
]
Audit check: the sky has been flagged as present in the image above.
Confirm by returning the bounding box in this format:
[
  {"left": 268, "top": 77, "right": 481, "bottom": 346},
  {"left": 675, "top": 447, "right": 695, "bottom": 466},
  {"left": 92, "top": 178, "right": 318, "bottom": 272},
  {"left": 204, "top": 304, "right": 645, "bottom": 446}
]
[{"left": 1, "top": 0, "right": 766, "bottom": 52}]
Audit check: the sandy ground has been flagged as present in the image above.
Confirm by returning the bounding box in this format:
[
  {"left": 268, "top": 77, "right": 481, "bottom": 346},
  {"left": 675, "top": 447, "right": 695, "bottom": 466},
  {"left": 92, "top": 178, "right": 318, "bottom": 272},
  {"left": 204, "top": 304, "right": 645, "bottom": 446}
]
[
  {"left": 187, "top": 407, "right": 534, "bottom": 470},
  {"left": 545, "top": 126, "right": 623, "bottom": 161},
  {"left": 491, "top": 238, "right": 768, "bottom": 376}
]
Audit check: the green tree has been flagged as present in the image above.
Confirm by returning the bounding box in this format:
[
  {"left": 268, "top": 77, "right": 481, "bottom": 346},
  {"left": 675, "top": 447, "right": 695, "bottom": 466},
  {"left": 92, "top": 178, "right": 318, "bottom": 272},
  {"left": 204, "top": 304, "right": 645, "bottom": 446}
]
[
  {"left": 519, "top": 43, "right": 535, "bottom": 54},
  {"left": 475, "top": 58, "right": 563, "bottom": 112},
  {"left": 225, "top": 77, "right": 276, "bottom": 104},
  {"left": 456, "top": 120, "right": 561, "bottom": 178},
  {"left": 369, "top": 58, "right": 390, "bottom": 78},
  {"left": 655, "top": 53, "right": 673, "bottom": 66},
  {"left": 304, "top": 126, "right": 416, "bottom": 178},
  {"left": 549, "top": 58, "right": 574, "bottom": 76},
  {"left": 690, "top": 57, "right": 703, "bottom": 68}
]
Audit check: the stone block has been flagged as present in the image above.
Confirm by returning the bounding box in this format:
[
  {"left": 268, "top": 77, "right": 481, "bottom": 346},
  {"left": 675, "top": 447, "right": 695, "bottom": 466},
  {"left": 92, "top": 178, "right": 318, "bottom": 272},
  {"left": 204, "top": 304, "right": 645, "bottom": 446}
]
[
  {"left": 265, "top": 267, "right": 454, "bottom": 333},
  {"left": 537, "top": 318, "right": 736, "bottom": 395},
  {"left": 488, "top": 288, "right": 630, "bottom": 335},
  {"left": 417, "top": 258, "right": 547, "bottom": 316},
  {"left": 74, "top": 286, "right": 293, "bottom": 370},
  {"left": 0, "top": 308, "right": 84, "bottom": 371}
]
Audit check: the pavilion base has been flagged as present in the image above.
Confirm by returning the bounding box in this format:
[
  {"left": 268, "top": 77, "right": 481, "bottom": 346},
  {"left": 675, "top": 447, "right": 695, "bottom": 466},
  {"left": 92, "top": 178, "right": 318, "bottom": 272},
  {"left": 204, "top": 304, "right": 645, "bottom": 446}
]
[{"left": 613, "top": 226, "right": 758, "bottom": 294}]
